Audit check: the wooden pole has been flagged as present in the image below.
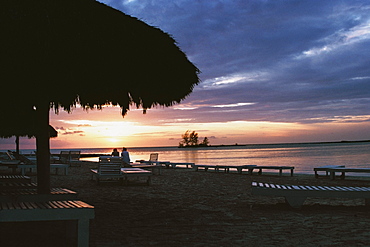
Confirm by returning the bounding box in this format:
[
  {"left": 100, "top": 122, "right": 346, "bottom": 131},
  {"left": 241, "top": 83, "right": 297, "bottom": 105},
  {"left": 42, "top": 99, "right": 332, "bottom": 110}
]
[
  {"left": 35, "top": 103, "right": 50, "bottom": 194},
  {"left": 15, "top": 135, "right": 20, "bottom": 154}
]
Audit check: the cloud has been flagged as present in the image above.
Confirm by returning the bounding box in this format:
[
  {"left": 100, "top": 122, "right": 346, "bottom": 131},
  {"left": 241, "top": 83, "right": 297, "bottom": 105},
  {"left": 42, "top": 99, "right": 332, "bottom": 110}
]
[
  {"left": 100, "top": 0, "right": 368, "bottom": 127},
  {"left": 62, "top": 130, "right": 85, "bottom": 136}
]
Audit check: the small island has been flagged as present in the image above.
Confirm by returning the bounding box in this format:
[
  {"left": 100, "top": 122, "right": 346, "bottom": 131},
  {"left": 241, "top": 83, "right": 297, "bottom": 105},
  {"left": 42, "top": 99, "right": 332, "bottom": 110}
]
[{"left": 178, "top": 130, "right": 209, "bottom": 148}]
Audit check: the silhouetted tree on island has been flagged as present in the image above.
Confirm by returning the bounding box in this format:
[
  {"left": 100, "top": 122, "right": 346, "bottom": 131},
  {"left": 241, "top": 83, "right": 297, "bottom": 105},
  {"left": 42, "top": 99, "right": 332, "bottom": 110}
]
[
  {"left": 0, "top": 0, "right": 200, "bottom": 194},
  {"left": 179, "top": 130, "right": 209, "bottom": 147}
]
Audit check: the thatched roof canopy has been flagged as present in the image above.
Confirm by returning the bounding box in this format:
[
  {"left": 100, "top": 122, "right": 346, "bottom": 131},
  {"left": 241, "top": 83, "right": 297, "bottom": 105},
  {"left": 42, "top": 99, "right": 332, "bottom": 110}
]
[
  {"left": 0, "top": 0, "right": 200, "bottom": 115},
  {"left": 0, "top": 0, "right": 200, "bottom": 193}
]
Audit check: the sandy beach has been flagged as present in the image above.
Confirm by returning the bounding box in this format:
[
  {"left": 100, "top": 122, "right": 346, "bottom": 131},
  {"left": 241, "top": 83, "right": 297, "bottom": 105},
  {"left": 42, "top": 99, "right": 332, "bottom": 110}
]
[{"left": 2, "top": 163, "right": 370, "bottom": 246}]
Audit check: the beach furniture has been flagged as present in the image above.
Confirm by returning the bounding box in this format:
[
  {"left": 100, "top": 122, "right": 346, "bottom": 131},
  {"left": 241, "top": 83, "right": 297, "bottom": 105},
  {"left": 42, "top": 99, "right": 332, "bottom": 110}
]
[
  {"left": 136, "top": 153, "right": 159, "bottom": 165},
  {"left": 99, "top": 156, "right": 123, "bottom": 164},
  {"left": 9, "top": 152, "right": 69, "bottom": 175},
  {"left": 131, "top": 162, "right": 162, "bottom": 175},
  {"left": 91, "top": 163, "right": 123, "bottom": 184},
  {"left": 0, "top": 200, "right": 94, "bottom": 247},
  {"left": 194, "top": 164, "right": 257, "bottom": 174},
  {"left": 0, "top": 175, "right": 31, "bottom": 183},
  {"left": 166, "top": 162, "right": 195, "bottom": 169},
  {"left": 133, "top": 153, "right": 167, "bottom": 175},
  {"left": 314, "top": 165, "right": 345, "bottom": 178},
  {"left": 69, "top": 151, "right": 82, "bottom": 166},
  {"left": 0, "top": 187, "right": 78, "bottom": 202},
  {"left": 90, "top": 163, "right": 152, "bottom": 185},
  {"left": 0, "top": 160, "right": 21, "bottom": 174},
  {"left": 0, "top": 151, "right": 21, "bottom": 173},
  {"left": 326, "top": 167, "right": 370, "bottom": 180},
  {"left": 58, "top": 151, "right": 82, "bottom": 166},
  {"left": 0, "top": 182, "right": 38, "bottom": 190},
  {"left": 193, "top": 164, "right": 218, "bottom": 172},
  {"left": 59, "top": 151, "right": 70, "bottom": 163},
  {"left": 17, "top": 163, "right": 69, "bottom": 176},
  {"left": 251, "top": 181, "right": 370, "bottom": 208},
  {"left": 250, "top": 166, "right": 294, "bottom": 176},
  {"left": 121, "top": 168, "right": 152, "bottom": 185}
]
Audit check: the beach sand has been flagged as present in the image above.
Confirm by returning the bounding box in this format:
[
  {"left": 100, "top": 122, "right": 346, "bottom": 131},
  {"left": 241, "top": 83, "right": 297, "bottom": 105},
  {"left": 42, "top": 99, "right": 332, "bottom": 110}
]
[{"left": 2, "top": 163, "right": 370, "bottom": 246}]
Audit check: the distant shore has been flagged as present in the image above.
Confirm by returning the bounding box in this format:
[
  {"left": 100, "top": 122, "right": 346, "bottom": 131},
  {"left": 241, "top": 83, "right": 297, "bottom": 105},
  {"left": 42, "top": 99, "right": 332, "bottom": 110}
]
[{"left": 178, "top": 139, "right": 370, "bottom": 148}]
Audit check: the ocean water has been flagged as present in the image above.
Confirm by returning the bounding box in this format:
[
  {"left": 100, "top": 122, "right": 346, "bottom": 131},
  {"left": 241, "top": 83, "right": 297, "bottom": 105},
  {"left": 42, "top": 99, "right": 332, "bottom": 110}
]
[{"left": 47, "top": 142, "right": 370, "bottom": 175}]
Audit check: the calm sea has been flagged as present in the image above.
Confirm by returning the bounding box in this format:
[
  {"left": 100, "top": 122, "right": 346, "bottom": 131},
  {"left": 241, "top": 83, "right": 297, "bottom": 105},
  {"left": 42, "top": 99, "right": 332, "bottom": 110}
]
[{"left": 44, "top": 142, "right": 370, "bottom": 175}]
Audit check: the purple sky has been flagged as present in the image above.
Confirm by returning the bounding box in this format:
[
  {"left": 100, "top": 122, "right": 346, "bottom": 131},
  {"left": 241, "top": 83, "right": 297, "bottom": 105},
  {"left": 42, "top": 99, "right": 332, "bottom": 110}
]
[{"left": 1, "top": 0, "right": 370, "bottom": 149}]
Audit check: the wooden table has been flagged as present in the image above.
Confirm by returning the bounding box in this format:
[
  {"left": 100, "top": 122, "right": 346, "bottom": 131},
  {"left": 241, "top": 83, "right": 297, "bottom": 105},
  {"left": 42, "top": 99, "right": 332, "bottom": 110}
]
[
  {"left": 250, "top": 166, "right": 295, "bottom": 176},
  {"left": 327, "top": 167, "right": 370, "bottom": 180},
  {"left": 314, "top": 165, "right": 345, "bottom": 178}
]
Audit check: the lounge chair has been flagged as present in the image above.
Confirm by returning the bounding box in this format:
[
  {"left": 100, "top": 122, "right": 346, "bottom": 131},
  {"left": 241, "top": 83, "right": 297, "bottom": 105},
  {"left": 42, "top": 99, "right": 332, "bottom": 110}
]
[
  {"left": 69, "top": 151, "right": 81, "bottom": 166},
  {"left": 8, "top": 152, "right": 69, "bottom": 175},
  {"left": 251, "top": 181, "right": 370, "bottom": 208},
  {"left": 136, "top": 153, "right": 159, "bottom": 165},
  {"left": 132, "top": 153, "right": 164, "bottom": 174},
  {"left": 59, "top": 151, "right": 70, "bottom": 163},
  {"left": 0, "top": 152, "right": 21, "bottom": 173},
  {"left": 91, "top": 162, "right": 123, "bottom": 184},
  {"left": 58, "top": 151, "right": 81, "bottom": 166}
]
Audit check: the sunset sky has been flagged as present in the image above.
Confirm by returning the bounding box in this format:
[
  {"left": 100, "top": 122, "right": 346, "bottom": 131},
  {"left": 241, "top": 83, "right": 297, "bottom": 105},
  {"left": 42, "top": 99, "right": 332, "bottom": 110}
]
[{"left": 1, "top": 0, "right": 370, "bottom": 150}]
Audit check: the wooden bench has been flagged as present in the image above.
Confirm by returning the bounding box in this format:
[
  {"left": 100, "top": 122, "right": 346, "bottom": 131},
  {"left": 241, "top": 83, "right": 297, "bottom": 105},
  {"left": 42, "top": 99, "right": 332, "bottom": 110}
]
[
  {"left": 222, "top": 165, "right": 257, "bottom": 174},
  {"left": 0, "top": 200, "right": 94, "bottom": 247},
  {"left": 193, "top": 164, "right": 222, "bottom": 172},
  {"left": 314, "top": 165, "right": 345, "bottom": 178},
  {"left": 0, "top": 182, "right": 37, "bottom": 190},
  {"left": 0, "top": 175, "right": 31, "bottom": 183},
  {"left": 327, "top": 167, "right": 370, "bottom": 180},
  {"left": 194, "top": 164, "right": 257, "bottom": 174},
  {"left": 0, "top": 188, "right": 77, "bottom": 202},
  {"left": 251, "top": 181, "right": 370, "bottom": 208},
  {"left": 166, "top": 162, "right": 195, "bottom": 169},
  {"left": 251, "top": 166, "right": 294, "bottom": 176}
]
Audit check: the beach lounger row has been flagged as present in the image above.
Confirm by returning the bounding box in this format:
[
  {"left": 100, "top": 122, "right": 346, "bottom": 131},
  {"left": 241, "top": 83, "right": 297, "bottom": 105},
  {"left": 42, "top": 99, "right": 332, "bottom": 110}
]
[
  {"left": 251, "top": 181, "right": 370, "bottom": 208},
  {"left": 194, "top": 164, "right": 294, "bottom": 176}
]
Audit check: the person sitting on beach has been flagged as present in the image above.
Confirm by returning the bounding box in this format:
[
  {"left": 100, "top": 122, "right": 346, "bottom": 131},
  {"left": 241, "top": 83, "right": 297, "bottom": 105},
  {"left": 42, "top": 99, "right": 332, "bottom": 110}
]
[
  {"left": 121, "top": 147, "right": 131, "bottom": 167},
  {"left": 111, "top": 148, "right": 119, "bottom": 156}
]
